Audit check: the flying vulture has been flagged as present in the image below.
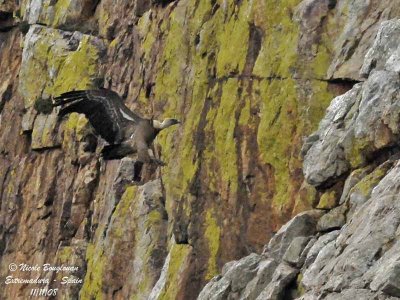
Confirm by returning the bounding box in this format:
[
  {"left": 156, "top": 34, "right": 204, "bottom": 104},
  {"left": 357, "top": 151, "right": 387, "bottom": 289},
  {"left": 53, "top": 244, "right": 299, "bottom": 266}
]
[{"left": 53, "top": 89, "right": 180, "bottom": 164}]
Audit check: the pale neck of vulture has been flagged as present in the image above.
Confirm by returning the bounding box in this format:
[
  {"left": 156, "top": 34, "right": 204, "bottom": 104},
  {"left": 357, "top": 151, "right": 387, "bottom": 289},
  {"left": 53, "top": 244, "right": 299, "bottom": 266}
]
[{"left": 152, "top": 118, "right": 180, "bottom": 130}]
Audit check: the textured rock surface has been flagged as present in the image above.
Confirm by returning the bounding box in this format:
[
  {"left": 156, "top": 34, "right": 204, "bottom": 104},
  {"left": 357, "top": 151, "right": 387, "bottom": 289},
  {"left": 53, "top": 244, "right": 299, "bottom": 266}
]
[
  {"left": 198, "top": 17, "right": 400, "bottom": 300},
  {"left": 303, "top": 69, "right": 400, "bottom": 187},
  {"left": 265, "top": 210, "right": 324, "bottom": 261},
  {"left": 1, "top": 0, "right": 400, "bottom": 299}
]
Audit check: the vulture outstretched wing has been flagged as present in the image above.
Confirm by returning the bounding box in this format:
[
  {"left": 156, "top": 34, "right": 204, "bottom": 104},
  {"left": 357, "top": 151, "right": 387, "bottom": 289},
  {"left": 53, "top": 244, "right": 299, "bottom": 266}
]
[{"left": 53, "top": 89, "right": 142, "bottom": 144}]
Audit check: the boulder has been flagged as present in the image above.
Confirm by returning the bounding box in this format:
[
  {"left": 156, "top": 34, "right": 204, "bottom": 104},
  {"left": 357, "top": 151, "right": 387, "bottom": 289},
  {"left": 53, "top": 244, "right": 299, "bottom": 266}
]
[
  {"left": 361, "top": 19, "right": 400, "bottom": 77},
  {"left": 317, "top": 206, "right": 346, "bottom": 232},
  {"left": 283, "top": 236, "right": 313, "bottom": 268},
  {"left": 197, "top": 253, "right": 265, "bottom": 300},
  {"left": 265, "top": 210, "right": 324, "bottom": 261},
  {"left": 255, "top": 263, "right": 298, "bottom": 300}
]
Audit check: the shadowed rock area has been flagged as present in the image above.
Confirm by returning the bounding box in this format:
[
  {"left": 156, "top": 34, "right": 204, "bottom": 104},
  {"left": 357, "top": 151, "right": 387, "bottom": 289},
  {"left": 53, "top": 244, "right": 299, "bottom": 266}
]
[{"left": 0, "top": 0, "right": 400, "bottom": 299}]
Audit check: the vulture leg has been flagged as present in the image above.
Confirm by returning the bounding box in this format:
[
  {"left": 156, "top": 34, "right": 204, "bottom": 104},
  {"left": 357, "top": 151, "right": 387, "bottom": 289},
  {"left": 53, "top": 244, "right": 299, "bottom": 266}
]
[
  {"left": 136, "top": 140, "right": 165, "bottom": 166},
  {"left": 133, "top": 161, "right": 144, "bottom": 182}
]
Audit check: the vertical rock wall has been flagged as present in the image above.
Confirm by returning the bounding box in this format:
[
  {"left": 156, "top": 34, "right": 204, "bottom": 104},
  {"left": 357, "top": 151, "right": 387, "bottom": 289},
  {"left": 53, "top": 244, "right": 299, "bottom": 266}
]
[
  {"left": 199, "top": 17, "right": 400, "bottom": 300},
  {"left": 0, "top": 0, "right": 399, "bottom": 299}
]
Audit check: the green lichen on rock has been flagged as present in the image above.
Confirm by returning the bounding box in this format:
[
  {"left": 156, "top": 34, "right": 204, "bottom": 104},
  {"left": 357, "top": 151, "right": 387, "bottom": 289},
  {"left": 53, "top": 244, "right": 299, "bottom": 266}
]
[
  {"left": 31, "top": 113, "right": 60, "bottom": 149},
  {"left": 19, "top": 26, "right": 103, "bottom": 108},
  {"left": 80, "top": 243, "right": 106, "bottom": 300},
  {"left": 157, "top": 244, "right": 192, "bottom": 300},
  {"left": 317, "top": 190, "right": 339, "bottom": 210},
  {"left": 62, "top": 112, "right": 91, "bottom": 159},
  {"left": 256, "top": 78, "right": 299, "bottom": 207},
  {"left": 153, "top": 5, "right": 187, "bottom": 111},
  {"left": 204, "top": 209, "right": 221, "bottom": 280},
  {"left": 296, "top": 273, "right": 306, "bottom": 297},
  {"left": 113, "top": 185, "right": 137, "bottom": 231},
  {"left": 256, "top": 78, "right": 333, "bottom": 209},
  {"left": 213, "top": 79, "right": 240, "bottom": 194},
  {"left": 350, "top": 163, "right": 391, "bottom": 198},
  {"left": 57, "top": 246, "right": 74, "bottom": 263},
  {"left": 19, "top": 27, "right": 62, "bottom": 107},
  {"left": 312, "top": 43, "right": 332, "bottom": 79},
  {"left": 252, "top": 0, "right": 301, "bottom": 78},
  {"left": 19, "top": 26, "right": 103, "bottom": 152},
  {"left": 215, "top": 1, "right": 250, "bottom": 77},
  {"left": 345, "top": 138, "right": 370, "bottom": 168},
  {"left": 49, "top": 35, "right": 101, "bottom": 95},
  {"left": 52, "top": 0, "right": 72, "bottom": 27},
  {"left": 80, "top": 186, "right": 138, "bottom": 299},
  {"left": 95, "top": 3, "right": 111, "bottom": 38}
]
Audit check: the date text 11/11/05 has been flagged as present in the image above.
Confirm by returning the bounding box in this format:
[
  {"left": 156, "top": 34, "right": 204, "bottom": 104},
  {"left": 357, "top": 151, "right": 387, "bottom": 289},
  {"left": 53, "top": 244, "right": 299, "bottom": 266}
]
[{"left": 30, "top": 288, "right": 58, "bottom": 297}]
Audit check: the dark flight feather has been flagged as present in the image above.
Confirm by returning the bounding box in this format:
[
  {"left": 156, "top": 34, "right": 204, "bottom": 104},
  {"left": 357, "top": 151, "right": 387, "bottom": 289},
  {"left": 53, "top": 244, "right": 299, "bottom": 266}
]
[{"left": 53, "top": 89, "right": 142, "bottom": 144}]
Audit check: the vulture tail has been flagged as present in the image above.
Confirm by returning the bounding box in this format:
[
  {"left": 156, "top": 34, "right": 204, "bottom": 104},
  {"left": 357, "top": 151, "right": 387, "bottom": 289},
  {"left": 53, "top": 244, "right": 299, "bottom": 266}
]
[{"left": 101, "top": 144, "right": 136, "bottom": 160}]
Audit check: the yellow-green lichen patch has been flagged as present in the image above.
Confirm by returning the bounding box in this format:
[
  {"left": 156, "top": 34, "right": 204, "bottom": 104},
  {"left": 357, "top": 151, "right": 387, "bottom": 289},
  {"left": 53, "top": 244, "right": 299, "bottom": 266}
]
[
  {"left": 256, "top": 77, "right": 333, "bottom": 209},
  {"left": 80, "top": 243, "right": 106, "bottom": 300},
  {"left": 64, "top": 112, "right": 80, "bottom": 133},
  {"left": 20, "top": 27, "right": 103, "bottom": 151},
  {"left": 293, "top": 182, "right": 318, "bottom": 212},
  {"left": 189, "top": 0, "right": 213, "bottom": 30},
  {"left": 204, "top": 209, "right": 221, "bottom": 280},
  {"left": 215, "top": 1, "right": 251, "bottom": 77},
  {"left": 345, "top": 138, "right": 370, "bottom": 168},
  {"left": 301, "top": 80, "right": 335, "bottom": 132},
  {"left": 133, "top": 208, "right": 164, "bottom": 298},
  {"left": 158, "top": 74, "right": 208, "bottom": 217},
  {"left": 145, "top": 210, "right": 164, "bottom": 228},
  {"left": 150, "top": 6, "right": 196, "bottom": 207},
  {"left": 350, "top": 163, "right": 391, "bottom": 198},
  {"left": 212, "top": 79, "right": 240, "bottom": 195},
  {"left": 31, "top": 113, "right": 60, "bottom": 149},
  {"left": 19, "top": 27, "right": 63, "bottom": 107},
  {"left": 62, "top": 113, "right": 91, "bottom": 159},
  {"left": 312, "top": 43, "right": 332, "bottom": 79},
  {"left": 157, "top": 244, "right": 192, "bottom": 300},
  {"left": 52, "top": 0, "right": 72, "bottom": 27},
  {"left": 57, "top": 246, "right": 73, "bottom": 263},
  {"left": 153, "top": 5, "right": 188, "bottom": 113},
  {"left": 115, "top": 185, "right": 137, "bottom": 221},
  {"left": 19, "top": 27, "right": 103, "bottom": 109},
  {"left": 49, "top": 36, "right": 101, "bottom": 95},
  {"left": 296, "top": 273, "right": 306, "bottom": 297},
  {"left": 317, "top": 190, "right": 338, "bottom": 210},
  {"left": 301, "top": 6, "right": 337, "bottom": 80},
  {"left": 137, "top": 11, "right": 157, "bottom": 65},
  {"left": 80, "top": 185, "right": 138, "bottom": 299},
  {"left": 95, "top": 1, "right": 112, "bottom": 38},
  {"left": 256, "top": 79, "right": 299, "bottom": 207},
  {"left": 238, "top": 94, "right": 251, "bottom": 127},
  {"left": 252, "top": 0, "right": 301, "bottom": 78}
]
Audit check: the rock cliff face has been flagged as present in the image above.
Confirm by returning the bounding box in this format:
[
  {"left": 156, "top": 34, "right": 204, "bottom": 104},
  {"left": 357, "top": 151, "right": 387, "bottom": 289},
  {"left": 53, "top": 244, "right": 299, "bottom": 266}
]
[
  {"left": 0, "top": 0, "right": 399, "bottom": 299},
  {"left": 198, "top": 18, "right": 400, "bottom": 300}
]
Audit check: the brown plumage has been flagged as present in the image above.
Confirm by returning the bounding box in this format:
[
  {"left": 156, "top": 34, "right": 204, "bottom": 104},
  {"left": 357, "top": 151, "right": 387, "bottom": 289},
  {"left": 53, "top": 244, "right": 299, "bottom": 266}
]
[{"left": 53, "top": 89, "right": 180, "bottom": 164}]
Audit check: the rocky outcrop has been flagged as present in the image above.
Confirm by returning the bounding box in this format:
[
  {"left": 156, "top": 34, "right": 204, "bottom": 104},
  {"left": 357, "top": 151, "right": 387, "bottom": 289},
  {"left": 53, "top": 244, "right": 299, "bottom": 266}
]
[
  {"left": 197, "top": 210, "right": 323, "bottom": 300},
  {"left": 1, "top": 0, "right": 400, "bottom": 299},
  {"left": 198, "top": 18, "right": 400, "bottom": 300}
]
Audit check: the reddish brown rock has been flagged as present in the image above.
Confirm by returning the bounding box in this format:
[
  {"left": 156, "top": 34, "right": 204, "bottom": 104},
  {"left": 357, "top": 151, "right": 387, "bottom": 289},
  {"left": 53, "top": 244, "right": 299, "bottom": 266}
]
[{"left": 1, "top": 0, "right": 399, "bottom": 299}]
